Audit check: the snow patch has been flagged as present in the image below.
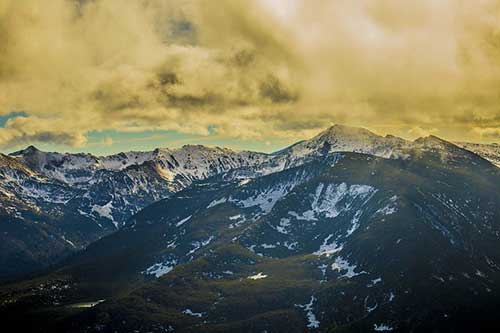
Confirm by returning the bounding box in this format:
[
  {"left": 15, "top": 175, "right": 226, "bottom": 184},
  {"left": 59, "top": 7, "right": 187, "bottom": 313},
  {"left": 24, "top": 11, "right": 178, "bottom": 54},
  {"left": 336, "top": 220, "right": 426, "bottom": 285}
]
[
  {"left": 376, "top": 195, "right": 398, "bottom": 216},
  {"left": 176, "top": 215, "right": 191, "bottom": 227},
  {"left": 61, "top": 235, "right": 76, "bottom": 248},
  {"left": 314, "top": 234, "right": 343, "bottom": 256},
  {"left": 182, "top": 309, "right": 205, "bottom": 318},
  {"left": 302, "top": 183, "right": 377, "bottom": 221},
  {"left": 233, "top": 185, "right": 290, "bottom": 213},
  {"left": 288, "top": 210, "right": 317, "bottom": 221},
  {"left": 145, "top": 259, "right": 177, "bottom": 278},
  {"left": 247, "top": 272, "right": 268, "bottom": 280},
  {"left": 207, "top": 197, "right": 227, "bottom": 208},
  {"left": 374, "top": 323, "right": 394, "bottom": 331},
  {"left": 346, "top": 210, "right": 362, "bottom": 236},
  {"left": 276, "top": 217, "right": 291, "bottom": 234},
  {"left": 91, "top": 200, "right": 116, "bottom": 227},
  {"left": 331, "top": 256, "right": 367, "bottom": 278},
  {"left": 230, "top": 175, "right": 307, "bottom": 214},
  {"left": 239, "top": 178, "right": 252, "bottom": 186},
  {"left": 296, "top": 296, "right": 320, "bottom": 329},
  {"left": 187, "top": 236, "right": 215, "bottom": 256},
  {"left": 229, "top": 215, "right": 247, "bottom": 229}
]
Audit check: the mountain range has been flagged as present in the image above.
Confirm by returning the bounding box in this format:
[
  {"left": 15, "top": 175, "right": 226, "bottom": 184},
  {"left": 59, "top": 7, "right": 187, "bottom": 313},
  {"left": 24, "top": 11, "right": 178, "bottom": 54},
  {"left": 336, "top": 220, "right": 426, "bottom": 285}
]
[{"left": 0, "top": 125, "right": 499, "bottom": 332}]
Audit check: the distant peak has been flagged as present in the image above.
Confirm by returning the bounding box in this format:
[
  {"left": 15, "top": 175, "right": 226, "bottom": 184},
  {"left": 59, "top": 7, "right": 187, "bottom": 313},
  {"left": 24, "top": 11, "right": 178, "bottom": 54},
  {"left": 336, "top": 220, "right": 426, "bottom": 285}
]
[
  {"left": 10, "top": 145, "right": 41, "bottom": 156},
  {"left": 316, "top": 124, "right": 381, "bottom": 139},
  {"left": 25, "top": 145, "right": 39, "bottom": 152},
  {"left": 325, "top": 124, "right": 357, "bottom": 131},
  {"left": 179, "top": 144, "right": 211, "bottom": 152},
  {"left": 415, "top": 135, "right": 448, "bottom": 144},
  {"left": 414, "top": 135, "right": 457, "bottom": 149},
  {"left": 179, "top": 144, "right": 232, "bottom": 153}
]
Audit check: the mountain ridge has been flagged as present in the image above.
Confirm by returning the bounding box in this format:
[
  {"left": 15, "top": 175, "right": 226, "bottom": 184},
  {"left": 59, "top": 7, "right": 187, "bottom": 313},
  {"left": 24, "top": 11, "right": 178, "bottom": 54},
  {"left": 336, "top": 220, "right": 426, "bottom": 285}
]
[
  {"left": 6, "top": 125, "right": 499, "bottom": 169},
  {"left": 0, "top": 124, "right": 498, "bottom": 279}
]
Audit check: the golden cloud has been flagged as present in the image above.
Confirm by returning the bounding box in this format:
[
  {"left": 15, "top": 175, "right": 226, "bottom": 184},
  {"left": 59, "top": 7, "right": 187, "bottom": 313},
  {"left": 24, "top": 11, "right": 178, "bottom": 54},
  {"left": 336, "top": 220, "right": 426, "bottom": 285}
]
[{"left": 0, "top": 0, "right": 499, "bottom": 149}]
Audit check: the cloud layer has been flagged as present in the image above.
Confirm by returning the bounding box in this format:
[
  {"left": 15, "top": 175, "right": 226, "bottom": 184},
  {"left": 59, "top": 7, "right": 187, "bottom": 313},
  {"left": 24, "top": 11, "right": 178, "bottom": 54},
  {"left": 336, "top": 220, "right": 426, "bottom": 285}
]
[{"left": 0, "top": 0, "right": 499, "bottom": 149}]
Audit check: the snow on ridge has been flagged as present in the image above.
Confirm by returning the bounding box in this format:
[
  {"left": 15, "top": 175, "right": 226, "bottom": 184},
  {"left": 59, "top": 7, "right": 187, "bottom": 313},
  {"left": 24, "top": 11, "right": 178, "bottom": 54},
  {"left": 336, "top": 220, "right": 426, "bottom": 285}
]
[{"left": 287, "top": 124, "right": 410, "bottom": 161}]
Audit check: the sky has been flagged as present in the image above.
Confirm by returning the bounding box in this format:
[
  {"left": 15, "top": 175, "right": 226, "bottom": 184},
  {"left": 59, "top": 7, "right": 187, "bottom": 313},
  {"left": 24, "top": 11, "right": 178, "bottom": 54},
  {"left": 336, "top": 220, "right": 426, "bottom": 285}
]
[{"left": 0, "top": 0, "right": 499, "bottom": 155}]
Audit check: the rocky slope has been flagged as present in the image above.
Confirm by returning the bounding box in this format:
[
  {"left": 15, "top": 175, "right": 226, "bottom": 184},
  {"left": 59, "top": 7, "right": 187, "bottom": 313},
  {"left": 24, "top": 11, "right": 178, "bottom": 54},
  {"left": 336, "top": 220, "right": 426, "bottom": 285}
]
[{"left": 455, "top": 142, "right": 500, "bottom": 167}]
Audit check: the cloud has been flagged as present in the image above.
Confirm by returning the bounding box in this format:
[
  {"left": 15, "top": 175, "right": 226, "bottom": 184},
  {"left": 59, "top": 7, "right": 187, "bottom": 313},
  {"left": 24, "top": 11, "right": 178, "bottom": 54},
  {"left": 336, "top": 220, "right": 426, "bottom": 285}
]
[
  {"left": 473, "top": 127, "right": 500, "bottom": 140},
  {"left": 0, "top": 0, "right": 499, "bottom": 150},
  {"left": 0, "top": 115, "right": 87, "bottom": 147}
]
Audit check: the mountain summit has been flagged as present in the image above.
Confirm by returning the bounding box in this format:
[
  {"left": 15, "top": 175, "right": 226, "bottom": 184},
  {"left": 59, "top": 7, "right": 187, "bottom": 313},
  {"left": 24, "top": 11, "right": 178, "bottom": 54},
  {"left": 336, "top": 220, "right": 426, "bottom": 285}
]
[{"left": 285, "top": 124, "right": 410, "bottom": 159}]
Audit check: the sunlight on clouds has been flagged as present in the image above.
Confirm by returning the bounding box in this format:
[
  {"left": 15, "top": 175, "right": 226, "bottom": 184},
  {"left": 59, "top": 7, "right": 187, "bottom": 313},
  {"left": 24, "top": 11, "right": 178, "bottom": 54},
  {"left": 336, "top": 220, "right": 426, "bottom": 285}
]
[{"left": 0, "top": 0, "right": 499, "bottom": 151}]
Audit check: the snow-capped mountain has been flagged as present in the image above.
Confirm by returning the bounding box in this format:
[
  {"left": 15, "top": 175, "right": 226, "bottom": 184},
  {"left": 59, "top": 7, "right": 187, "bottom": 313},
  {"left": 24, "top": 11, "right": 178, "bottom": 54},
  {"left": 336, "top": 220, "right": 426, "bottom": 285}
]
[
  {"left": 280, "top": 124, "right": 412, "bottom": 160},
  {"left": 274, "top": 125, "right": 498, "bottom": 168},
  {"left": 0, "top": 125, "right": 497, "bottom": 279},
  {"left": 0, "top": 145, "right": 269, "bottom": 278},
  {"left": 229, "top": 125, "right": 498, "bottom": 180},
  {"left": 2, "top": 145, "right": 498, "bottom": 332},
  {"left": 10, "top": 145, "right": 269, "bottom": 189},
  {"left": 8, "top": 145, "right": 269, "bottom": 228}
]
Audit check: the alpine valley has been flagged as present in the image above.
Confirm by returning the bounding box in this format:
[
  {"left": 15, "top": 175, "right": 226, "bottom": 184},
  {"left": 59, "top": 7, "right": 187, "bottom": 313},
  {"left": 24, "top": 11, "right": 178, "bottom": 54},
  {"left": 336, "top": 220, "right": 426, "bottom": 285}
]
[{"left": 1, "top": 125, "right": 499, "bottom": 333}]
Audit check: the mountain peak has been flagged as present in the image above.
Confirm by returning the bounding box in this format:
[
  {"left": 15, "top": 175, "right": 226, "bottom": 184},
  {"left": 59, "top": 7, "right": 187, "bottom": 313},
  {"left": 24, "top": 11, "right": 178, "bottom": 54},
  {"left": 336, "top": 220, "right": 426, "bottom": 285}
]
[
  {"left": 273, "top": 124, "right": 411, "bottom": 162},
  {"left": 414, "top": 135, "right": 453, "bottom": 147},
  {"left": 10, "top": 145, "right": 41, "bottom": 156},
  {"left": 319, "top": 124, "right": 379, "bottom": 137}
]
